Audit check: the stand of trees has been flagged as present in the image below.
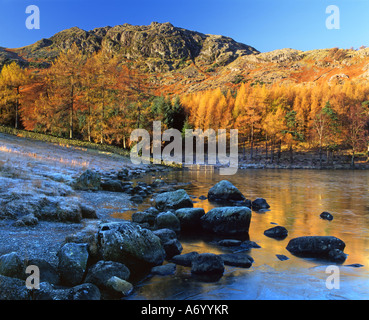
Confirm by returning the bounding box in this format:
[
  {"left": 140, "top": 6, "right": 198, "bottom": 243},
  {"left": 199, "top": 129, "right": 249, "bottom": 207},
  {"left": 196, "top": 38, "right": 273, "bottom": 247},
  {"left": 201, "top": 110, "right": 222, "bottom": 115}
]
[{"left": 1, "top": 44, "right": 369, "bottom": 166}]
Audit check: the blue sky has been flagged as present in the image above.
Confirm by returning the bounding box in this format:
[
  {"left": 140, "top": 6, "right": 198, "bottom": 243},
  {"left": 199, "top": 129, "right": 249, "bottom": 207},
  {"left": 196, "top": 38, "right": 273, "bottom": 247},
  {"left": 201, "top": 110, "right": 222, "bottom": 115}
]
[{"left": 0, "top": 0, "right": 368, "bottom": 52}]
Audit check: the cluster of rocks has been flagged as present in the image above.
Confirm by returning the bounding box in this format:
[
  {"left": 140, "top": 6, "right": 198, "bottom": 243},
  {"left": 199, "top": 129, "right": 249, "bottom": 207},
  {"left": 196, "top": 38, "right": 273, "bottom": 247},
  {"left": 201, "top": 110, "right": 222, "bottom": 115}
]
[
  {"left": 0, "top": 174, "right": 351, "bottom": 300},
  {"left": 0, "top": 176, "right": 98, "bottom": 225}
]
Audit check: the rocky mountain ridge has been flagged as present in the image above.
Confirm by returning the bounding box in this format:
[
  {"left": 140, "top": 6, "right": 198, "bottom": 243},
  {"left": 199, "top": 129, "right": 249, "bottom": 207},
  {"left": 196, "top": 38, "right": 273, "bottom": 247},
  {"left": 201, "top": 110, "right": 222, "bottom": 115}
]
[{"left": 1, "top": 22, "right": 369, "bottom": 94}]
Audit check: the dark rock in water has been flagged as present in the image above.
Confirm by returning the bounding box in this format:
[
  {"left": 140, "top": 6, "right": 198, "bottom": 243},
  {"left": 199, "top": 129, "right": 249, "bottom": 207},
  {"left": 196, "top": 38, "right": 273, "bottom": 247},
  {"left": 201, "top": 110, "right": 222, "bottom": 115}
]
[
  {"left": 217, "top": 239, "right": 242, "bottom": 247},
  {"left": 73, "top": 170, "right": 101, "bottom": 191},
  {"left": 101, "top": 179, "right": 125, "bottom": 192},
  {"left": 57, "top": 243, "right": 89, "bottom": 287},
  {"left": 151, "top": 263, "right": 177, "bottom": 276},
  {"left": 155, "top": 211, "right": 181, "bottom": 233},
  {"left": 345, "top": 264, "right": 364, "bottom": 268},
  {"left": 152, "top": 228, "right": 182, "bottom": 259},
  {"left": 175, "top": 207, "right": 205, "bottom": 230},
  {"left": 200, "top": 206, "right": 252, "bottom": 236},
  {"left": 27, "top": 258, "right": 60, "bottom": 285},
  {"left": 171, "top": 252, "right": 199, "bottom": 267},
  {"left": 0, "top": 252, "right": 24, "bottom": 280},
  {"left": 154, "top": 189, "right": 193, "bottom": 211},
  {"left": 95, "top": 221, "right": 165, "bottom": 270},
  {"left": 242, "top": 240, "right": 261, "bottom": 249},
  {"left": 198, "top": 195, "right": 207, "bottom": 200},
  {"left": 320, "top": 211, "right": 334, "bottom": 221},
  {"left": 219, "top": 253, "right": 253, "bottom": 268},
  {"left": 286, "top": 236, "right": 346, "bottom": 263},
  {"left": 207, "top": 180, "right": 245, "bottom": 202},
  {"left": 252, "top": 198, "right": 270, "bottom": 211},
  {"left": 264, "top": 226, "right": 288, "bottom": 240},
  {"left": 84, "top": 260, "right": 130, "bottom": 292},
  {"left": 191, "top": 253, "right": 225, "bottom": 275},
  {"left": 276, "top": 254, "right": 289, "bottom": 261},
  {"left": 163, "top": 239, "right": 183, "bottom": 259},
  {"left": 0, "top": 274, "right": 31, "bottom": 300}
]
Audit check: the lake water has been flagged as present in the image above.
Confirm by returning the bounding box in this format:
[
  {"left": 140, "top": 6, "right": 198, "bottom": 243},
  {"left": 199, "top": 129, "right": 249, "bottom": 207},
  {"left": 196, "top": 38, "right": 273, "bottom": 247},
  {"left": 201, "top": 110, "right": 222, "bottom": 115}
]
[{"left": 124, "top": 169, "right": 369, "bottom": 300}]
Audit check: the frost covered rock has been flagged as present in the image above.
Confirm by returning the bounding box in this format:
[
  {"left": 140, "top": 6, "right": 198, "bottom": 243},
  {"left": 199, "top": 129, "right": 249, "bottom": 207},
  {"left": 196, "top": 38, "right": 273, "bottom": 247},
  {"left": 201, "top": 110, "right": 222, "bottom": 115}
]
[
  {"left": 154, "top": 189, "right": 193, "bottom": 211},
  {"left": 95, "top": 221, "right": 166, "bottom": 270},
  {"left": 207, "top": 180, "right": 245, "bottom": 202}
]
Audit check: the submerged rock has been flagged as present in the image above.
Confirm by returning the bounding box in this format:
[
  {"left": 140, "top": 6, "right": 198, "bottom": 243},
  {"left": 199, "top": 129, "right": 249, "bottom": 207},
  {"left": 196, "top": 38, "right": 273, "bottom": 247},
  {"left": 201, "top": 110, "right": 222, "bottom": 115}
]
[
  {"left": 207, "top": 180, "right": 245, "bottom": 202},
  {"left": 151, "top": 263, "right": 177, "bottom": 276},
  {"left": 154, "top": 189, "right": 193, "bottom": 211},
  {"left": 286, "top": 236, "right": 346, "bottom": 263},
  {"left": 200, "top": 206, "right": 252, "bottom": 235}
]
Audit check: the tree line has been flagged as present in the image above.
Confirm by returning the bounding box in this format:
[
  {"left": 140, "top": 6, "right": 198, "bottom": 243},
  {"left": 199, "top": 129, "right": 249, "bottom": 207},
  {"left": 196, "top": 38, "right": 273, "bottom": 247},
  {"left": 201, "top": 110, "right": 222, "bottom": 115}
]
[
  {"left": 181, "top": 81, "right": 369, "bottom": 166},
  {"left": 1, "top": 44, "right": 369, "bottom": 166}
]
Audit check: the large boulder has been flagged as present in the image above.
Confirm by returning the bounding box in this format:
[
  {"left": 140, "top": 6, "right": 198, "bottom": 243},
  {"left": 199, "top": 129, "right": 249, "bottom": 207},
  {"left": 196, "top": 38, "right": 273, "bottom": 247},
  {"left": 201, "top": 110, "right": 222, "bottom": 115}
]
[
  {"left": 207, "top": 180, "right": 245, "bottom": 202},
  {"left": 95, "top": 221, "right": 166, "bottom": 270},
  {"left": 73, "top": 170, "right": 101, "bottom": 191},
  {"left": 200, "top": 207, "right": 252, "bottom": 236},
  {"left": 57, "top": 243, "right": 89, "bottom": 286},
  {"left": 175, "top": 208, "right": 205, "bottom": 230},
  {"left": 286, "top": 236, "right": 346, "bottom": 263},
  {"left": 154, "top": 189, "right": 193, "bottom": 211}
]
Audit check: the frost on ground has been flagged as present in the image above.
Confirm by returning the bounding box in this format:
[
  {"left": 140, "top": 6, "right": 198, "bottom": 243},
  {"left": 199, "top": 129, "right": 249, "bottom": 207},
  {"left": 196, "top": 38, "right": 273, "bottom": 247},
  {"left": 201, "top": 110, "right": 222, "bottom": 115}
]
[{"left": 0, "top": 133, "right": 158, "bottom": 265}]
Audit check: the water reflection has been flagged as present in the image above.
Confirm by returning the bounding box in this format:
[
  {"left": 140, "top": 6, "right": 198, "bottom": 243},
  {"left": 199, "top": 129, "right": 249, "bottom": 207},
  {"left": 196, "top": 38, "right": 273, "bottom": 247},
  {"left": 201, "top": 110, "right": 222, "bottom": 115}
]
[{"left": 125, "top": 169, "right": 369, "bottom": 300}]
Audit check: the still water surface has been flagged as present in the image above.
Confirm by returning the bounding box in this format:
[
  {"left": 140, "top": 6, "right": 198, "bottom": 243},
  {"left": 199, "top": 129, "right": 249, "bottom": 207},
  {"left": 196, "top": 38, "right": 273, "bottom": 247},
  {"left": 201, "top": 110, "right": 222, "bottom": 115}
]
[{"left": 124, "top": 169, "right": 369, "bottom": 300}]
